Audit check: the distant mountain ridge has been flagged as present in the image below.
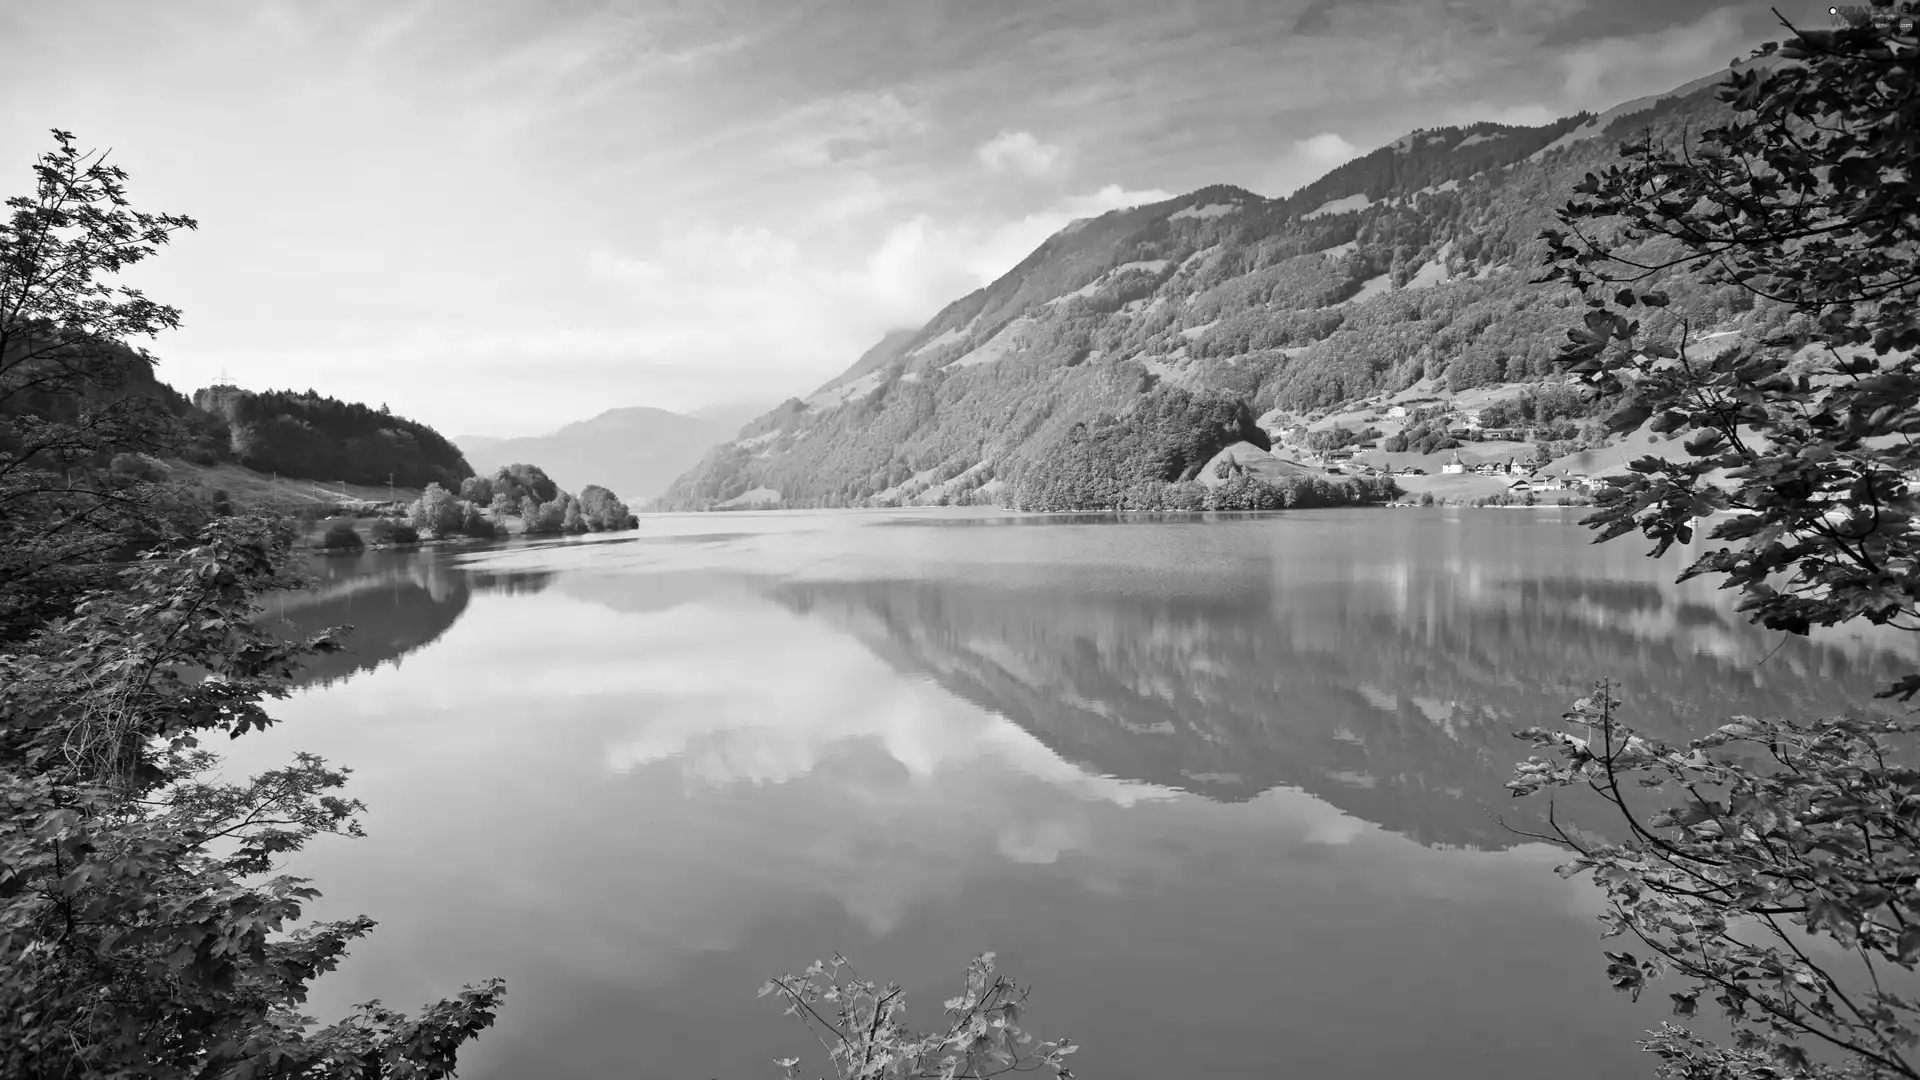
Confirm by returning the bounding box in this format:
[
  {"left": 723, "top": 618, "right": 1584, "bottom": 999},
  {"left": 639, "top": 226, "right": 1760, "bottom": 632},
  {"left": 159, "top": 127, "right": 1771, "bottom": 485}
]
[
  {"left": 456, "top": 406, "right": 735, "bottom": 503},
  {"left": 659, "top": 56, "right": 1790, "bottom": 511}
]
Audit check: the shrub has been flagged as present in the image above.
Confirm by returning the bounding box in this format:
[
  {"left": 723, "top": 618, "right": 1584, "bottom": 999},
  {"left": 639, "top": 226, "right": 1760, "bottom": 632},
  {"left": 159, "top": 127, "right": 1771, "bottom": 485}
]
[
  {"left": 459, "top": 502, "right": 498, "bottom": 539},
  {"left": 320, "top": 520, "right": 363, "bottom": 550},
  {"left": 367, "top": 518, "right": 418, "bottom": 545},
  {"left": 108, "top": 452, "right": 168, "bottom": 482},
  {"left": 405, "top": 482, "right": 464, "bottom": 537}
]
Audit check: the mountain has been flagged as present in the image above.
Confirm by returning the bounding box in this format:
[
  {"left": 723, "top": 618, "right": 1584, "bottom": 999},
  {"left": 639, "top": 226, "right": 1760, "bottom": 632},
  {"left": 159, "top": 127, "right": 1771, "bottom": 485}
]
[
  {"left": 659, "top": 58, "right": 1790, "bottom": 512},
  {"left": 686, "top": 397, "right": 789, "bottom": 435},
  {"left": 193, "top": 386, "right": 471, "bottom": 490},
  {"left": 456, "top": 406, "right": 732, "bottom": 503}
]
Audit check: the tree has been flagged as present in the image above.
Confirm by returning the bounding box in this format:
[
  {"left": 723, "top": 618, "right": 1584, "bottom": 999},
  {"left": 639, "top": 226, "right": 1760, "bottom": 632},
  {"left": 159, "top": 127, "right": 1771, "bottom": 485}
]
[
  {"left": 491, "top": 463, "right": 556, "bottom": 506},
  {"left": 459, "top": 475, "right": 492, "bottom": 504},
  {"left": 761, "top": 952, "right": 1076, "bottom": 1080},
  {"left": 522, "top": 496, "right": 565, "bottom": 535},
  {"left": 321, "top": 519, "right": 363, "bottom": 550},
  {"left": 459, "top": 500, "right": 497, "bottom": 539},
  {"left": 578, "top": 484, "right": 635, "bottom": 531},
  {"left": 0, "top": 130, "right": 202, "bottom": 641},
  {"left": 1514, "top": 20, "right": 1920, "bottom": 1080},
  {"left": 367, "top": 517, "right": 418, "bottom": 545},
  {"left": 406, "top": 481, "right": 463, "bottom": 537},
  {"left": 0, "top": 516, "right": 504, "bottom": 1076}
]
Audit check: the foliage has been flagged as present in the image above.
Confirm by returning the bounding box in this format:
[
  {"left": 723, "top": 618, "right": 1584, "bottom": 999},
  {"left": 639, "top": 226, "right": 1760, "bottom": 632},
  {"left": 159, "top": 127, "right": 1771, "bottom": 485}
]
[
  {"left": 1011, "top": 384, "right": 1268, "bottom": 511},
  {"left": 366, "top": 517, "right": 418, "bottom": 546},
  {"left": 1513, "top": 20, "right": 1920, "bottom": 1080},
  {"left": 406, "top": 481, "right": 464, "bottom": 538},
  {"left": 458, "top": 500, "right": 497, "bottom": 539},
  {"left": 1536, "top": 22, "right": 1920, "bottom": 661},
  {"left": 761, "top": 952, "right": 1077, "bottom": 1080},
  {"left": 0, "top": 515, "right": 504, "bottom": 1076},
  {"left": 577, "top": 484, "right": 636, "bottom": 531},
  {"left": 458, "top": 475, "right": 492, "bottom": 505},
  {"left": 193, "top": 385, "right": 471, "bottom": 490},
  {"left": 488, "top": 463, "right": 557, "bottom": 508},
  {"left": 0, "top": 129, "right": 207, "bottom": 641},
  {"left": 321, "top": 519, "right": 363, "bottom": 550},
  {"left": 1475, "top": 382, "right": 1600, "bottom": 429}
]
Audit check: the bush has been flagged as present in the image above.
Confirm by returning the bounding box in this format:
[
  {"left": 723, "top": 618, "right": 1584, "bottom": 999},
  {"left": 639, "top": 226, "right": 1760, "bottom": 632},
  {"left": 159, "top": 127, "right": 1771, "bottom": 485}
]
[
  {"left": 458, "top": 475, "right": 493, "bottom": 504},
  {"left": 320, "top": 520, "right": 363, "bottom": 551},
  {"left": 459, "top": 502, "right": 498, "bottom": 539},
  {"left": 208, "top": 489, "right": 233, "bottom": 517},
  {"left": 406, "top": 482, "right": 464, "bottom": 537},
  {"left": 367, "top": 518, "right": 418, "bottom": 545},
  {"left": 1418, "top": 492, "right": 1435, "bottom": 506},
  {"left": 108, "top": 452, "right": 168, "bottom": 482}
]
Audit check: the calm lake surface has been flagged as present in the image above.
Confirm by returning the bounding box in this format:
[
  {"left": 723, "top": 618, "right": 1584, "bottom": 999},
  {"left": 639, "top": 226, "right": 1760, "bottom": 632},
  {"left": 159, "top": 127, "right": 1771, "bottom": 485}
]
[{"left": 225, "top": 507, "right": 1915, "bottom": 1080}]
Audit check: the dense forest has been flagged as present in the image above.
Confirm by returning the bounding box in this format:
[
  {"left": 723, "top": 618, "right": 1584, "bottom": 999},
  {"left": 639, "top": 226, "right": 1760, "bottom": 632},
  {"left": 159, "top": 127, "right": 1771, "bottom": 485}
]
[
  {"left": 192, "top": 385, "right": 472, "bottom": 489},
  {"left": 1013, "top": 384, "right": 1283, "bottom": 510},
  {"left": 659, "top": 58, "right": 1801, "bottom": 511}
]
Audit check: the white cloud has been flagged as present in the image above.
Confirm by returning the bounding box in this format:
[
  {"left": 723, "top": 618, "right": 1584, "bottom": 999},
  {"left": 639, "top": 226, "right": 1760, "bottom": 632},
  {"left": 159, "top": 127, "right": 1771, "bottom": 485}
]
[
  {"left": 1294, "top": 131, "right": 1359, "bottom": 166},
  {"left": 1253, "top": 131, "right": 1363, "bottom": 198},
  {"left": 1558, "top": 7, "right": 1754, "bottom": 106},
  {"left": 176, "top": 181, "right": 1180, "bottom": 432},
  {"left": 976, "top": 129, "right": 1066, "bottom": 177}
]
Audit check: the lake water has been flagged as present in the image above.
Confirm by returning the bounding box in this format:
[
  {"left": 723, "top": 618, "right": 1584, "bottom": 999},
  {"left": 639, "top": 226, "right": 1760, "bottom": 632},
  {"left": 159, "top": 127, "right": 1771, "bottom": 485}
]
[{"left": 227, "top": 507, "right": 1915, "bottom": 1080}]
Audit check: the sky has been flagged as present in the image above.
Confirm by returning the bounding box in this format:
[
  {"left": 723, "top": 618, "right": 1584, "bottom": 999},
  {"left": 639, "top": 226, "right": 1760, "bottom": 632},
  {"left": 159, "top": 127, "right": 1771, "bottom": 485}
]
[{"left": 0, "top": 0, "right": 1784, "bottom": 437}]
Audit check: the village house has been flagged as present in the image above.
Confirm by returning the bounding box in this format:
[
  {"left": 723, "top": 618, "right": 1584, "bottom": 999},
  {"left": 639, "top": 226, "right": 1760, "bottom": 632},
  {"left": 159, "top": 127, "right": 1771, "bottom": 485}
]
[
  {"left": 1441, "top": 451, "right": 1468, "bottom": 475},
  {"left": 1385, "top": 405, "right": 1408, "bottom": 419}
]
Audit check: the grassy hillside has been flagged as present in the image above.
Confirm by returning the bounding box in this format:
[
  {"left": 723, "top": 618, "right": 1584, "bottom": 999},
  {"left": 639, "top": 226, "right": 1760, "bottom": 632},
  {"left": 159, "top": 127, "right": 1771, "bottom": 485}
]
[
  {"left": 660, "top": 57, "right": 1794, "bottom": 512},
  {"left": 166, "top": 459, "right": 421, "bottom": 510}
]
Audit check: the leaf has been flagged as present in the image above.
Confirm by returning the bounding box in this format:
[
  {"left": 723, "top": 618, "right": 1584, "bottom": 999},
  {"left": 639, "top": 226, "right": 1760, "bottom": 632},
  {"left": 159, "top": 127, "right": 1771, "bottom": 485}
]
[{"left": 1898, "top": 926, "right": 1920, "bottom": 964}]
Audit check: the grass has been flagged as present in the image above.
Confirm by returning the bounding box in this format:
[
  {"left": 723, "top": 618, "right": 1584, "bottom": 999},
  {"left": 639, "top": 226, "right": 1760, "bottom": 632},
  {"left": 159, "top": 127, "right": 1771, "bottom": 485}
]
[{"left": 165, "top": 459, "right": 423, "bottom": 511}]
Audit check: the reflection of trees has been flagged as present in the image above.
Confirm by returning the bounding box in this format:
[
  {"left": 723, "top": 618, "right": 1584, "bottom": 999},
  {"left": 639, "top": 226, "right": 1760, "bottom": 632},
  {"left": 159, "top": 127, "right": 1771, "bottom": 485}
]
[
  {"left": 266, "top": 553, "right": 554, "bottom": 688},
  {"left": 764, "top": 557, "right": 1911, "bottom": 850}
]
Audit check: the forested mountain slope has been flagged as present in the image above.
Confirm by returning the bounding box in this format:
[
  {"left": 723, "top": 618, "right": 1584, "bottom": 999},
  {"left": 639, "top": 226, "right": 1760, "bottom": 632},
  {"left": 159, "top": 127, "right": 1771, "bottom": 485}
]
[
  {"left": 660, "top": 58, "right": 1792, "bottom": 512},
  {"left": 192, "top": 385, "right": 471, "bottom": 490}
]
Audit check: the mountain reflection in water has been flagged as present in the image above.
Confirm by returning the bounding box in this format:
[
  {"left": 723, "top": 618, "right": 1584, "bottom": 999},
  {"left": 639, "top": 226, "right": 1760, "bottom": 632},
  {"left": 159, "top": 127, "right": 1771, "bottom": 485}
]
[
  {"left": 224, "top": 511, "right": 1916, "bottom": 1080},
  {"left": 293, "top": 514, "right": 1907, "bottom": 850}
]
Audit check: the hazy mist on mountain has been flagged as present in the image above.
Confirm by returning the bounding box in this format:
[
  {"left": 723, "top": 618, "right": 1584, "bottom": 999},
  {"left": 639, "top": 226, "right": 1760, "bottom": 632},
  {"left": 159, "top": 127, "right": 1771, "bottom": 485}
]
[{"left": 456, "top": 406, "right": 733, "bottom": 503}]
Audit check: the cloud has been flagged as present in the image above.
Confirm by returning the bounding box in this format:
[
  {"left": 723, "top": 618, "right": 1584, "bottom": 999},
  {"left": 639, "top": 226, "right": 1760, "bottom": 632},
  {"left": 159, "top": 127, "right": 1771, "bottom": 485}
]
[
  {"left": 1437, "top": 101, "right": 1564, "bottom": 128},
  {"left": 175, "top": 181, "right": 1180, "bottom": 431},
  {"left": 778, "top": 88, "right": 926, "bottom": 167},
  {"left": 976, "top": 130, "right": 1066, "bottom": 177},
  {"left": 1557, "top": 6, "right": 1755, "bottom": 106},
  {"left": 1294, "top": 132, "right": 1359, "bottom": 166},
  {"left": 1251, "top": 131, "right": 1362, "bottom": 198}
]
